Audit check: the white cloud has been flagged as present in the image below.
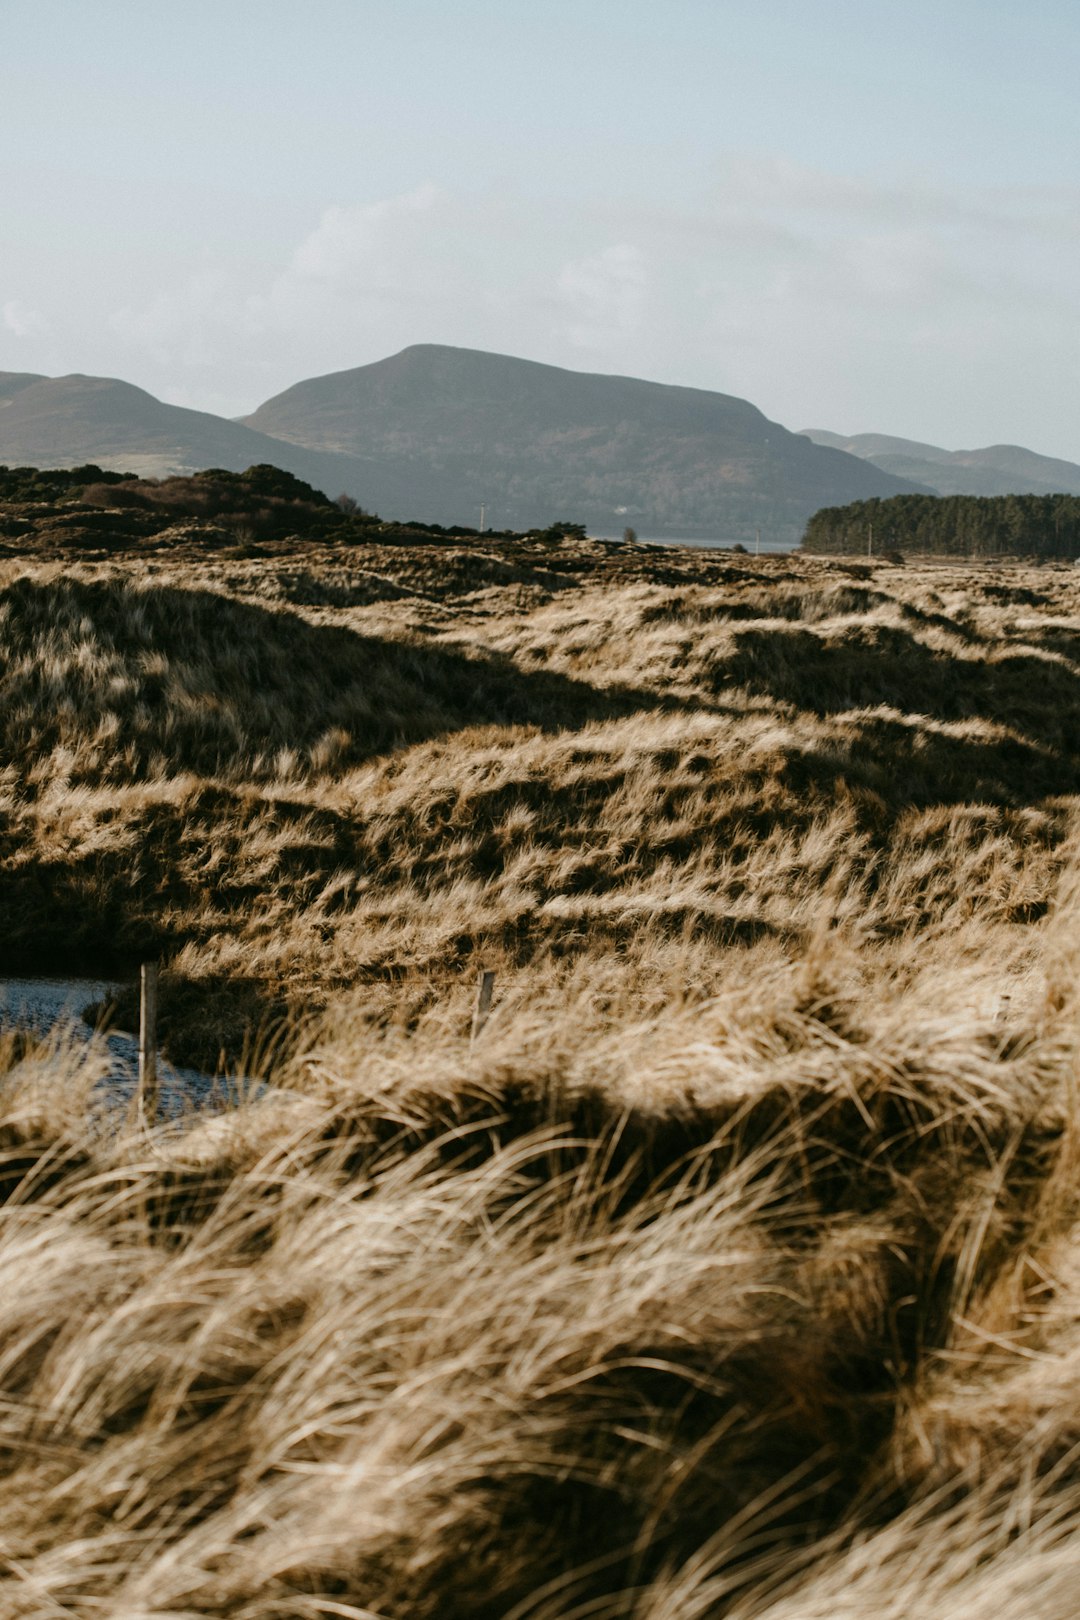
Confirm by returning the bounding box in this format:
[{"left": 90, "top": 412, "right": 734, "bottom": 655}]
[
  {"left": 3, "top": 300, "right": 49, "bottom": 339},
  {"left": 99, "top": 166, "right": 1080, "bottom": 455},
  {"left": 109, "top": 184, "right": 471, "bottom": 385},
  {"left": 557, "top": 244, "right": 647, "bottom": 352},
  {"left": 109, "top": 269, "right": 234, "bottom": 367},
  {"left": 286, "top": 184, "right": 444, "bottom": 285}
]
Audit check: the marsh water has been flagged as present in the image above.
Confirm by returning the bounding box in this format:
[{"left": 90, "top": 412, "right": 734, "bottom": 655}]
[{"left": 0, "top": 977, "right": 219, "bottom": 1112}]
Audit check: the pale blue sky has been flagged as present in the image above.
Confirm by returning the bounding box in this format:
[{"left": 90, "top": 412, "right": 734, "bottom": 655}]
[{"left": 2, "top": 0, "right": 1078, "bottom": 455}]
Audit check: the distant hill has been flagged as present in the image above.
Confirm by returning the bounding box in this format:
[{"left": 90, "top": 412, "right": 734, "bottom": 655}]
[
  {"left": 0, "top": 372, "right": 373, "bottom": 498},
  {"left": 241, "top": 344, "right": 925, "bottom": 545},
  {"left": 801, "top": 429, "right": 1080, "bottom": 498},
  {"left": 0, "top": 353, "right": 927, "bottom": 546}
]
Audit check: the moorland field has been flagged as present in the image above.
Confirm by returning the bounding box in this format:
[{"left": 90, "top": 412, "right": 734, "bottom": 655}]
[{"left": 3, "top": 486, "right": 1080, "bottom": 1616}]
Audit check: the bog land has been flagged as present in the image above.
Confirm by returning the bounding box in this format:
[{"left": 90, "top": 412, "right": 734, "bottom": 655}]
[{"left": 3, "top": 471, "right": 1080, "bottom": 1616}]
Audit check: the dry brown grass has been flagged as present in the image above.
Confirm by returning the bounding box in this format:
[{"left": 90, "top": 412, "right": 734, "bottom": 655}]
[
  {"left": 2, "top": 930, "right": 1080, "bottom": 1616},
  {"left": 4, "top": 534, "right": 1080, "bottom": 1612},
  {"left": 2, "top": 540, "right": 1078, "bottom": 1063}
]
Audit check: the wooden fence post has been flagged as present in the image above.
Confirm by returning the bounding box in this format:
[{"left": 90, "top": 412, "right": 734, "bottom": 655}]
[
  {"left": 139, "top": 962, "right": 159, "bottom": 1122},
  {"left": 471, "top": 969, "right": 496, "bottom": 1044}
]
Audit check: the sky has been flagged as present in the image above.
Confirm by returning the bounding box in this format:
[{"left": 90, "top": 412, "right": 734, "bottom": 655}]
[{"left": 2, "top": 0, "right": 1078, "bottom": 457}]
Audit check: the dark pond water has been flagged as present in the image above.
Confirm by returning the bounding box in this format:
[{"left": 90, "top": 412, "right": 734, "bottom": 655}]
[{"left": 0, "top": 977, "right": 221, "bottom": 1113}]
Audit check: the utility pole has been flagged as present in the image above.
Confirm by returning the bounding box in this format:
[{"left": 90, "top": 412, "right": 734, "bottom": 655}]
[
  {"left": 755, "top": 526, "right": 761, "bottom": 556},
  {"left": 867, "top": 521, "right": 873, "bottom": 558},
  {"left": 479, "top": 503, "right": 486, "bottom": 534}
]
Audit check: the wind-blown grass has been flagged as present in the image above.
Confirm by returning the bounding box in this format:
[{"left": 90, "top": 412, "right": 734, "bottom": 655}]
[
  {"left": 4, "top": 529, "right": 1080, "bottom": 1611},
  {"left": 1, "top": 923, "right": 1080, "bottom": 1616},
  {"left": 2, "top": 541, "right": 1078, "bottom": 1062}
]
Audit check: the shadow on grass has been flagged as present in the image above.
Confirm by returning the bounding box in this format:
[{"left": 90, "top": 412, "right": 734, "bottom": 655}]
[
  {"left": 0, "top": 575, "right": 676, "bottom": 782},
  {"left": 720, "top": 621, "right": 1080, "bottom": 761}
]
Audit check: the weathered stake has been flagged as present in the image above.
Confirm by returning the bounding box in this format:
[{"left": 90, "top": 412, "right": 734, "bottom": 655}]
[
  {"left": 471, "top": 969, "right": 496, "bottom": 1044},
  {"left": 139, "top": 962, "right": 159, "bottom": 1122}
]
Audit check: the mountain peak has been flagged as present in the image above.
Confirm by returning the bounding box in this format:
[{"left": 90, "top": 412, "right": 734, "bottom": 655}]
[{"left": 237, "top": 345, "right": 921, "bottom": 543}]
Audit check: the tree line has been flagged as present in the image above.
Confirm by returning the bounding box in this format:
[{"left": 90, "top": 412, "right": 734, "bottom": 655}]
[
  {"left": 802, "top": 493, "right": 1080, "bottom": 558},
  {"left": 0, "top": 463, "right": 587, "bottom": 547}
]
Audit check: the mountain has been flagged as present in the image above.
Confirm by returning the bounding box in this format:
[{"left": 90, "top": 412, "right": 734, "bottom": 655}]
[
  {"left": 0, "top": 371, "right": 372, "bottom": 497},
  {"left": 0, "top": 352, "right": 929, "bottom": 545},
  {"left": 801, "top": 429, "right": 1080, "bottom": 499},
  {"left": 241, "top": 344, "right": 926, "bottom": 544}
]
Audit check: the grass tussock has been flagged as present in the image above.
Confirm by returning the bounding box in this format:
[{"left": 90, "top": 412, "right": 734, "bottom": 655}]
[{"left": 5, "top": 530, "right": 1080, "bottom": 1609}]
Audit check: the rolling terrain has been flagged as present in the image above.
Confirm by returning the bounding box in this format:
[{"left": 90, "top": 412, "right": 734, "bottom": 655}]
[
  {"left": 5, "top": 503, "right": 1077, "bottom": 1059},
  {"left": 803, "top": 427, "right": 1080, "bottom": 498},
  {"left": 3, "top": 486, "right": 1080, "bottom": 1614}
]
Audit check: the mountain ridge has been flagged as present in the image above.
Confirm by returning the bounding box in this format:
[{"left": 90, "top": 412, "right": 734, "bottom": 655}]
[
  {"left": 0, "top": 371, "right": 376, "bottom": 497},
  {"left": 0, "top": 347, "right": 960, "bottom": 543},
  {"left": 801, "top": 428, "right": 1080, "bottom": 498},
  {"left": 240, "top": 343, "right": 927, "bottom": 542}
]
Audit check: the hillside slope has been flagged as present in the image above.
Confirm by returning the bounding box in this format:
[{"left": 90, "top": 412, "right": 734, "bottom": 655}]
[
  {"left": 243, "top": 343, "right": 926, "bottom": 544},
  {"left": 0, "top": 370, "right": 376, "bottom": 498},
  {"left": 2, "top": 515, "right": 1077, "bottom": 1061},
  {"left": 0, "top": 369, "right": 46, "bottom": 402},
  {"left": 803, "top": 427, "right": 1080, "bottom": 497}
]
